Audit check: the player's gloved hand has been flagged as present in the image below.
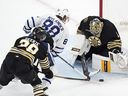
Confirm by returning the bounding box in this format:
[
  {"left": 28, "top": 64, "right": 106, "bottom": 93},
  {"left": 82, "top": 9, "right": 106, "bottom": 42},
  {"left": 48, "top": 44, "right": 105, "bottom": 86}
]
[
  {"left": 88, "top": 36, "right": 101, "bottom": 47},
  {"left": 41, "top": 77, "right": 53, "bottom": 91},
  {"left": 42, "top": 68, "right": 53, "bottom": 79}
]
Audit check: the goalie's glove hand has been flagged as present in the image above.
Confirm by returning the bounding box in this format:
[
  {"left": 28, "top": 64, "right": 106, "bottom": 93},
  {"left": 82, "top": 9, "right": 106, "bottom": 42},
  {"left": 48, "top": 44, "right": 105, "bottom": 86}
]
[
  {"left": 116, "top": 52, "right": 128, "bottom": 68},
  {"left": 112, "top": 49, "right": 121, "bottom": 54},
  {"left": 41, "top": 77, "right": 53, "bottom": 91},
  {"left": 88, "top": 36, "right": 101, "bottom": 47}
]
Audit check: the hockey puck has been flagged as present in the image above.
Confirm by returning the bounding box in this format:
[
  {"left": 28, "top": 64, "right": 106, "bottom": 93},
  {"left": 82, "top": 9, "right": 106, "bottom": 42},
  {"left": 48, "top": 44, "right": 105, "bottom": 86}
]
[{"left": 99, "top": 79, "right": 104, "bottom": 82}]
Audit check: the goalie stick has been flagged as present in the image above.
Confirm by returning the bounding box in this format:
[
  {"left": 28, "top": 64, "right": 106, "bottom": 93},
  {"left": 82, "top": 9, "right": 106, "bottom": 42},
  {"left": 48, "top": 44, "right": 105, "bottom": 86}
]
[
  {"left": 55, "top": 54, "right": 89, "bottom": 80},
  {"left": 81, "top": 54, "right": 90, "bottom": 78},
  {"left": 54, "top": 53, "right": 100, "bottom": 81}
]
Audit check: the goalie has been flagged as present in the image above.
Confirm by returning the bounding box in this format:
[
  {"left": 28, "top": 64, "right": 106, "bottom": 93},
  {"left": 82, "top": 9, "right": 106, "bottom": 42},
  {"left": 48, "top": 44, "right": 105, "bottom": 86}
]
[{"left": 77, "top": 16, "right": 122, "bottom": 78}]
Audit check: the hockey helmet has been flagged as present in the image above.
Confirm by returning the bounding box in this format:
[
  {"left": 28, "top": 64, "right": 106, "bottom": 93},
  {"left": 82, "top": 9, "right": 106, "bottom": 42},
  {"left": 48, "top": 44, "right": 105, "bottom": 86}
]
[
  {"left": 56, "top": 9, "right": 69, "bottom": 23},
  {"left": 31, "top": 27, "right": 47, "bottom": 41},
  {"left": 89, "top": 18, "right": 103, "bottom": 37}
]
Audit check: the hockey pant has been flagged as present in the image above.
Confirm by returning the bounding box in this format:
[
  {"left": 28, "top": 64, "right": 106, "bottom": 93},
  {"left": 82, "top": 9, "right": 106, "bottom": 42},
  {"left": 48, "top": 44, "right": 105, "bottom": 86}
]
[{"left": 0, "top": 53, "right": 42, "bottom": 86}]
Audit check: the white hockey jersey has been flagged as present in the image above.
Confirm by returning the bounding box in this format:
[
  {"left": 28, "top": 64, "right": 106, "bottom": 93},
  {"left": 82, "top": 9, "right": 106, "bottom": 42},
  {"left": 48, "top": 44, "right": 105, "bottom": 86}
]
[{"left": 23, "top": 15, "right": 69, "bottom": 56}]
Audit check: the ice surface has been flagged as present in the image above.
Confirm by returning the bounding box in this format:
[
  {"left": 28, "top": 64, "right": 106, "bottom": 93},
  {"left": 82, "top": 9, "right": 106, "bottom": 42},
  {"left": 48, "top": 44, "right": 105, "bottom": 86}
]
[{"left": 0, "top": 0, "right": 128, "bottom": 96}]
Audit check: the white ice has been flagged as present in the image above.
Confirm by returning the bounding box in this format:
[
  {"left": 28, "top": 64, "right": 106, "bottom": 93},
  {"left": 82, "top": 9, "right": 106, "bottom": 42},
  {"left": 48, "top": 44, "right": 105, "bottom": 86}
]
[{"left": 0, "top": 0, "right": 128, "bottom": 96}]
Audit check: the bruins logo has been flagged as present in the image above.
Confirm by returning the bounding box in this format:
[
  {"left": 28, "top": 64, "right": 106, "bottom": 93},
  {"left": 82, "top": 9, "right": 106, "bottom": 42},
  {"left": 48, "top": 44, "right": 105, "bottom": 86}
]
[{"left": 88, "top": 36, "right": 101, "bottom": 47}]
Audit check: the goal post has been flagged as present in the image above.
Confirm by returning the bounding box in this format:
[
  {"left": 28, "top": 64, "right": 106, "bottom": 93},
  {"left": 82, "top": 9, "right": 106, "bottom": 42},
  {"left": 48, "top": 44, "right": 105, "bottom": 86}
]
[
  {"left": 99, "top": 0, "right": 128, "bottom": 48},
  {"left": 99, "top": 0, "right": 128, "bottom": 32},
  {"left": 99, "top": 0, "right": 103, "bottom": 17}
]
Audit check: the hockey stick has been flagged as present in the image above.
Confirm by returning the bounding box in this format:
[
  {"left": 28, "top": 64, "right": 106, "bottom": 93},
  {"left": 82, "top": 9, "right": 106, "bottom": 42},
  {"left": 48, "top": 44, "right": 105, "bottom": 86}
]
[
  {"left": 81, "top": 54, "right": 90, "bottom": 76},
  {"left": 54, "top": 75, "right": 86, "bottom": 81},
  {"left": 55, "top": 52, "right": 100, "bottom": 78},
  {"left": 81, "top": 54, "right": 100, "bottom": 77},
  {"left": 54, "top": 53, "right": 91, "bottom": 81},
  {"left": 38, "top": 70, "right": 86, "bottom": 81},
  {"left": 36, "top": 0, "right": 79, "bottom": 26}
]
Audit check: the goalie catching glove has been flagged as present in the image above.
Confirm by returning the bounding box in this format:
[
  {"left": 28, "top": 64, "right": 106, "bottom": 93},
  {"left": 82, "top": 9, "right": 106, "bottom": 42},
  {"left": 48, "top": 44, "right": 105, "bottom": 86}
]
[
  {"left": 116, "top": 53, "right": 128, "bottom": 68},
  {"left": 88, "top": 36, "right": 101, "bottom": 47},
  {"left": 109, "top": 52, "right": 128, "bottom": 69}
]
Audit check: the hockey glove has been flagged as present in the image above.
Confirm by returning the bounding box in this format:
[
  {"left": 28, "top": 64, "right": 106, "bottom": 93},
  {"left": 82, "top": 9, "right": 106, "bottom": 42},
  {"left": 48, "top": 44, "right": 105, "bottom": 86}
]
[
  {"left": 42, "top": 69, "right": 53, "bottom": 79},
  {"left": 88, "top": 36, "right": 101, "bottom": 47},
  {"left": 109, "top": 52, "right": 128, "bottom": 69},
  {"left": 116, "top": 53, "right": 128, "bottom": 68},
  {"left": 112, "top": 49, "right": 121, "bottom": 54}
]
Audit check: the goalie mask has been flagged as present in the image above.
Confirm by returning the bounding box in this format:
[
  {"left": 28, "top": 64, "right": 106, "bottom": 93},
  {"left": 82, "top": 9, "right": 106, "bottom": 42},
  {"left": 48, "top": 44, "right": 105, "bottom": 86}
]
[
  {"left": 89, "top": 18, "right": 103, "bottom": 37},
  {"left": 56, "top": 9, "right": 69, "bottom": 23},
  {"left": 31, "top": 27, "right": 47, "bottom": 41}
]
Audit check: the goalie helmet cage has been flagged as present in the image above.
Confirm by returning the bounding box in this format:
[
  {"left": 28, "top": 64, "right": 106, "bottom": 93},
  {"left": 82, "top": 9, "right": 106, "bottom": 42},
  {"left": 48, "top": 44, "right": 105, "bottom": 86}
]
[{"left": 99, "top": 0, "right": 128, "bottom": 48}]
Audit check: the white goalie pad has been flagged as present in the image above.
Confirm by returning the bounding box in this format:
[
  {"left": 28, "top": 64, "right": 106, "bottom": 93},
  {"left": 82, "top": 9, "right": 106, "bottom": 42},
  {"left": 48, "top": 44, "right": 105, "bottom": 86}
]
[
  {"left": 92, "top": 53, "right": 128, "bottom": 74},
  {"left": 67, "top": 34, "right": 91, "bottom": 56},
  {"left": 56, "top": 34, "right": 91, "bottom": 66},
  {"left": 92, "top": 54, "right": 111, "bottom": 72}
]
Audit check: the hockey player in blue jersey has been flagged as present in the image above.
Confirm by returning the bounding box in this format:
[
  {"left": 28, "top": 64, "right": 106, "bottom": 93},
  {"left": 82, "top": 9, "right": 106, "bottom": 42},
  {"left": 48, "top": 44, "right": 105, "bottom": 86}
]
[{"left": 0, "top": 27, "right": 53, "bottom": 96}]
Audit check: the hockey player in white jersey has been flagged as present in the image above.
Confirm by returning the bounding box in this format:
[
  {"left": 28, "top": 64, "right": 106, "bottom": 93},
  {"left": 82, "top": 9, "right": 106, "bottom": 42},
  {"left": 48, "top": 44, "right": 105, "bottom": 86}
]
[
  {"left": 23, "top": 9, "right": 69, "bottom": 57},
  {"left": 23, "top": 9, "right": 69, "bottom": 91}
]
